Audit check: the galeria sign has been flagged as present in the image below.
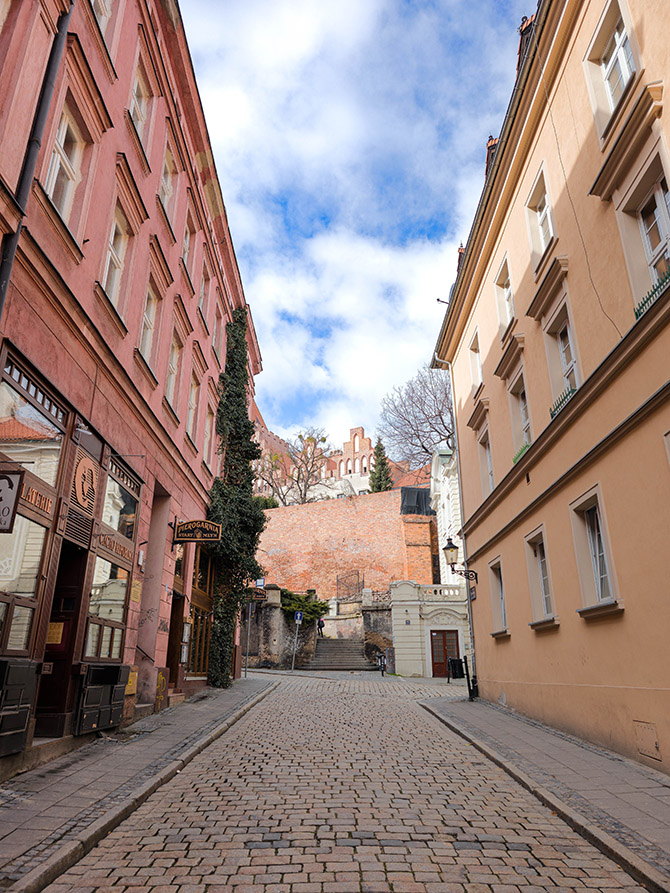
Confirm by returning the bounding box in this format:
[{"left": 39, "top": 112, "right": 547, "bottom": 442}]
[{"left": 173, "top": 520, "right": 222, "bottom": 543}]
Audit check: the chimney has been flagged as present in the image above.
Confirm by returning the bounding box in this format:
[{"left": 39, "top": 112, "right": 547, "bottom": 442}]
[
  {"left": 456, "top": 243, "right": 465, "bottom": 274},
  {"left": 517, "top": 13, "right": 536, "bottom": 76},
  {"left": 485, "top": 135, "right": 499, "bottom": 178}
]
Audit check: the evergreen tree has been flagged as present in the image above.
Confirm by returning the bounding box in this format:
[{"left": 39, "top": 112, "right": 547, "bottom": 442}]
[
  {"left": 369, "top": 437, "right": 394, "bottom": 492},
  {"left": 207, "top": 308, "right": 266, "bottom": 687}
]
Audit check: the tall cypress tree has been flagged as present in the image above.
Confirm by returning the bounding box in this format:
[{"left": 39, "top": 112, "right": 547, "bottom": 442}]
[
  {"left": 207, "top": 308, "right": 266, "bottom": 687},
  {"left": 369, "top": 437, "right": 394, "bottom": 492}
]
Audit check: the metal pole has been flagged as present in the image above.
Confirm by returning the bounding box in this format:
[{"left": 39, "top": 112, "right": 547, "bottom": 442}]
[
  {"left": 291, "top": 621, "right": 299, "bottom": 672},
  {"left": 244, "top": 599, "right": 251, "bottom": 678}
]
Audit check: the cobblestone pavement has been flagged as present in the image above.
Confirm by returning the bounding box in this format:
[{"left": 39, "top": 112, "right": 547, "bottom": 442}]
[{"left": 43, "top": 674, "right": 643, "bottom": 892}]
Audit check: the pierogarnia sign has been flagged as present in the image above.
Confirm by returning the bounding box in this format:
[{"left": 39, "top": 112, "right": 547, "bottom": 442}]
[{"left": 173, "top": 520, "right": 222, "bottom": 543}]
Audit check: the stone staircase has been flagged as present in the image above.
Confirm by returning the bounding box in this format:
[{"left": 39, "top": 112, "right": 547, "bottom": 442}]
[{"left": 303, "top": 637, "right": 375, "bottom": 671}]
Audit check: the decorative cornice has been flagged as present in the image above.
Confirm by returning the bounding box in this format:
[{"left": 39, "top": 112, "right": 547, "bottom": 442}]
[
  {"left": 192, "top": 340, "right": 207, "bottom": 379},
  {"left": 65, "top": 34, "right": 113, "bottom": 141},
  {"left": 494, "top": 334, "right": 525, "bottom": 381},
  {"left": 590, "top": 81, "right": 664, "bottom": 201},
  {"left": 466, "top": 397, "right": 489, "bottom": 431},
  {"left": 526, "top": 256, "right": 568, "bottom": 321}
]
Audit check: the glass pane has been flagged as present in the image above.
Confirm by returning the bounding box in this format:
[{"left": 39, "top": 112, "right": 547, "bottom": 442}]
[
  {"left": 0, "top": 381, "right": 63, "bottom": 486},
  {"left": 0, "top": 515, "right": 47, "bottom": 598},
  {"left": 110, "top": 627, "right": 122, "bottom": 659},
  {"left": 100, "top": 624, "right": 112, "bottom": 658},
  {"left": 89, "top": 557, "right": 128, "bottom": 622},
  {"left": 642, "top": 197, "right": 662, "bottom": 250},
  {"left": 654, "top": 253, "right": 670, "bottom": 280},
  {"left": 7, "top": 605, "right": 33, "bottom": 650},
  {"left": 86, "top": 622, "right": 100, "bottom": 657},
  {"left": 102, "top": 477, "right": 138, "bottom": 541}
]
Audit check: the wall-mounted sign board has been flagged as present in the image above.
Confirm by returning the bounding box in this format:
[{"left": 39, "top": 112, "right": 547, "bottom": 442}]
[{"left": 173, "top": 520, "right": 222, "bottom": 543}]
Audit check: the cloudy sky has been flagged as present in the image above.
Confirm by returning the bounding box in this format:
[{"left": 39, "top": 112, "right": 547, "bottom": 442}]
[{"left": 180, "top": 0, "right": 531, "bottom": 448}]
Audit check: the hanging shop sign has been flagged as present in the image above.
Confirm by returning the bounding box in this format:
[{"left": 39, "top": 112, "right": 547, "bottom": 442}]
[
  {"left": 0, "top": 470, "right": 25, "bottom": 533},
  {"left": 173, "top": 519, "right": 222, "bottom": 543}
]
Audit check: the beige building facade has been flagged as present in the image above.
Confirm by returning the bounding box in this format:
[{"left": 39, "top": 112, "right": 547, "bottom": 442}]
[{"left": 433, "top": 0, "right": 670, "bottom": 770}]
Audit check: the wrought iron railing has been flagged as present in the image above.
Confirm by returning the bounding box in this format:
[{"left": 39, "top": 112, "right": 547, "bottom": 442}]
[
  {"left": 513, "top": 442, "right": 531, "bottom": 464},
  {"left": 549, "top": 385, "right": 577, "bottom": 419},
  {"left": 634, "top": 269, "right": 670, "bottom": 320}
]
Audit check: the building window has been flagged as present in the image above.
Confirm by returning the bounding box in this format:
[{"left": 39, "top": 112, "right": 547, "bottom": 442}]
[
  {"left": 198, "top": 263, "right": 211, "bottom": 318},
  {"left": 354, "top": 457, "right": 360, "bottom": 473},
  {"left": 495, "top": 259, "right": 514, "bottom": 330},
  {"left": 212, "top": 305, "right": 223, "bottom": 360},
  {"left": 139, "top": 284, "right": 159, "bottom": 365},
  {"left": 102, "top": 205, "right": 129, "bottom": 306},
  {"left": 346, "top": 459, "right": 352, "bottom": 474},
  {"left": 354, "top": 434, "right": 360, "bottom": 452},
  {"left": 558, "top": 321, "right": 577, "bottom": 391},
  {"left": 478, "top": 426, "right": 494, "bottom": 495},
  {"left": 159, "top": 145, "right": 176, "bottom": 215},
  {"left": 601, "top": 18, "right": 635, "bottom": 111},
  {"left": 86, "top": 557, "right": 128, "bottom": 660},
  {"left": 489, "top": 560, "right": 507, "bottom": 632},
  {"left": 570, "top": 487, "right": 618, "bottom": 609},
  {"left": 638, "top": 177, "right": 670, "bottom": 284},
  {"left": 469, "top": 331, "right": 483, "bottom": 390},
  {"left": 182, "top": 215, "right": 195, "bottom": 272},
  {"left": 91, "top": 0, "right": 112, "bottom": 34},
  {"left": 45, "top": 106, "right": 85, "bottom": 222},
  {"left": 509, "top": 373, "right": 531, "bottom": 456},
  {"left": 129, "top": 64, "right": 151, "bottom": 143},
  {"left": 186, "top": 373, "right": 200, "bottom": 441},
  {"left": 362, "top": 457, "right": 367, "bottom": 473},
  {"left": 203, "top": 407, "right": 215, "bottom": 468},
  {"left": 0, "top": 516, "right": 48, "bottom": 655},
  {"left": 339, "top": 460, "right": 344, "bottom": 476},
  {"left": 526, "top": 171, "right": 554, "bottom": 269},
  {"left": 165, "top": 333, "right": 182, "bottom": 409}
]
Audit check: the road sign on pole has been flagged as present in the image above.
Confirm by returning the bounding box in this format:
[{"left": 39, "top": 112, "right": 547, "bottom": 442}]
[{"left": 291, "top": 611, "right": 303, "bottom": 671}]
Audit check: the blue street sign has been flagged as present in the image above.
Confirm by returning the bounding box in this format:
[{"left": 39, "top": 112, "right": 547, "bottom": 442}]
[
  {"left": 255, "top": 578, "right": 265, "bottom": 588},
  {"left": 294, "top": 611, "right": 303, "bottom": 624}
]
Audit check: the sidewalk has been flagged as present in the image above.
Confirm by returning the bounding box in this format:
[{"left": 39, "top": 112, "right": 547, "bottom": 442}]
[
  {"left": 425, "top": 697, "right": 670, "bottom": 893},
  {"left": 0, "top": 677, "right": 277, "bottom": 893}
]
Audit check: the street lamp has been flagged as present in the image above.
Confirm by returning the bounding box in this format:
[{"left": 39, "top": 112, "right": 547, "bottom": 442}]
[
  {"left": 442, "top": 536, "right": 479, "bottom": 700},
  {"left": 443, "top": 537, "right": 478, "bottom": 583}
]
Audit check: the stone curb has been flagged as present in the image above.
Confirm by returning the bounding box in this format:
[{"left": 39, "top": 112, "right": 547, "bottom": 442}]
[
  {"left": 9, "top": 681, "right": 280, "bottom": 893},
  {"left": 421, "top": 703, "right": 670, "bottom": 893}
]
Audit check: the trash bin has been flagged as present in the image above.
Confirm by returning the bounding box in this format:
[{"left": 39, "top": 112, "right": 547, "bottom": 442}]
[{"left": 448, "top": 658, "right": 465, "bottom": 679}]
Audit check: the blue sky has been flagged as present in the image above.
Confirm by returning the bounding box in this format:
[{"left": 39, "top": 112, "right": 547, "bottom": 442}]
[{"left": 181, "top": 0, "right": 531, "bottom": 448}]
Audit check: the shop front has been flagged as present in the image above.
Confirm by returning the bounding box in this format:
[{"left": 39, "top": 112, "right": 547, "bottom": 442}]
[{"left": 0, "top": 349, "right": 140, "bottom": 759}]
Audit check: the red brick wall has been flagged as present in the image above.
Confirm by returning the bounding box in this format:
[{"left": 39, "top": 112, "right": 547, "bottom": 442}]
[{"left": 259, "top": 490, "right": 435, "bottom": 599}]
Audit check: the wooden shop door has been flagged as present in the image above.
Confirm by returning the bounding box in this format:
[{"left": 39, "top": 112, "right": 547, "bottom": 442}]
[{"left": 430, "top": 630, "right": 459, "bottom": 677}]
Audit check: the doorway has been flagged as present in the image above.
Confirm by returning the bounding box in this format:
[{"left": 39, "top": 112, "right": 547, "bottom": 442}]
[
  {"left": 430, "top": 629, "right": 460, "bottom": 677},
  {"left": 35, "top": 540, "right": 88, "bottom": 736}
]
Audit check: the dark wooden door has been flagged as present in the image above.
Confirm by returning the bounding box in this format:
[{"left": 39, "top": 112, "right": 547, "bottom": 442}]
[{"left": 430, "top": 630, "right": 460, "bottom": 677}]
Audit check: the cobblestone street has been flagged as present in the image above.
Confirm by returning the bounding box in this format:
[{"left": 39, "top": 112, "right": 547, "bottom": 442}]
[{"left": 43, "top": 675, "right": 643, "bottom": 893}]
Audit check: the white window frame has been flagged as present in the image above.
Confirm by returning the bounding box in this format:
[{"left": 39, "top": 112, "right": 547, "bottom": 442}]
[
  {"left": 203, "top": 406, "right": 215, "bottom": 468},
  {"left": 638, "top": 177, "right": 670, "bottom": 285},
  {"left": 469, "top": 331, "right": 483, "bottom": 391},
  {"left": 159, "top": 146, "right": 176, "bottom": 214},
  {"left": 524, "top": 527, "right": 555, "bottom": 622},
  {"left": 139, "top": 285, "right": 159, "bottom": 365},
  {"left": 569, "top": 486, "right": 619, "bottom": 610},
  {"left": 45, "top": 107, "right": 85, "bottom": 222},
  {"left": 129, "top": 64, "right": 151, "bottom": 143},
  {"left": 165, "top": 333, "right": 182, "bottom": 408},
  {"left": 102, "top": 205, "right": 129, "bottom": 307},
  {"left": 495, "top": 258, "right": 515, "bottom": 331},
  {"left": 526, "top": 169, "right": 555, "bottom": 271},
  {"left": 477, "top": 424, "right": 494, "bottom": 496},
  {"left": 489, "top": 559, "right": 507, "bottom": 633},
  {"left": 558, "top": 321, "right": 578, "bottom": 392},
  {"left": 509, "top": 371, "right": 532, "bottom": 453},
  {"left": 543, "top": 300, "right": 581, "bottom": 403},
  {"left": 186, "top": 373, "right": 200, "bottom": 441},
  {"left": 600, "top": 17, "right": 635, "bottom": 112}
]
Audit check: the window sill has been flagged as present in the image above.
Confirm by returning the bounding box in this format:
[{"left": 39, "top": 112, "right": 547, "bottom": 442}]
[
  {"left": 490, "top": 628, "right": 510, "bottom": 639},
  {"left": 471, "top": 381, "right": 484, "bottom": 403},
  {"left": 162, "top": 396, "right": 180, "bottom": 427},
  {"left": 155, "top": 195, "right": 176, "bottom": 245},
  {"left": 532, "top": 235, "right": 558, "bottom": 282},
  {"left": 124, "top": 109, "right": 151, "bottom": 176},
  {"left": 529, "top": 616, "right": 559, "bottom": 631},
  {"left": 184, "top": 432, "right": 198, "bottom": 456},
  {"left": 94, "top": 282, "right": 128, "bottom": 337},
  {"left": 32, "top": 181, "right": 85, "bottom": 265},
  {"left": 133, "top": 348, "right": 158, "bottom": 389},
  {"left": 577, "top": 599, "right": 624, "bottom": 620}
]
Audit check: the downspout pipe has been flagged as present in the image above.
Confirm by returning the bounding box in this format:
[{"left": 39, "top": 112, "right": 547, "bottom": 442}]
[{"left": 0, "top": 1, "right": 75, "bottom": 322}]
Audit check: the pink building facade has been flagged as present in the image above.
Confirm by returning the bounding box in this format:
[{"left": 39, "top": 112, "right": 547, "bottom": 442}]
[{"left": 0, "top": 0, "right": 261, "bottom": 773}]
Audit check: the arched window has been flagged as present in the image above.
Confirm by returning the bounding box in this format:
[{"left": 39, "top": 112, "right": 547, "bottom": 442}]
[
  {"left": 362, "top": 457, "right": 367, "bottom": 473},
  {"left": 354, "top": 434, "right": 360, "bottom": 452},
  {"left": 354, "top": 458, "right": 360, "bottom": 473},
  {"left": 347, "top": 459, "right": 352, "bottom": 474},
  {"left": 339, "top": 461, "right": 344, "bottom": 476}
]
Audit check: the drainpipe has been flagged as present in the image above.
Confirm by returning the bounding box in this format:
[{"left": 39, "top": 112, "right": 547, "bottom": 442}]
[
  {"left": 441, "top": 358, "right": 478, "bottom": 689},
  {"left": 0, "top": 1, "right": 75, "bottom": 322}
]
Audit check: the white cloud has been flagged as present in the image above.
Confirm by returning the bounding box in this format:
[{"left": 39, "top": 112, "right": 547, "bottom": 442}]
[{"left": 181, "top": 0, "right": 530, "bottom": 448}]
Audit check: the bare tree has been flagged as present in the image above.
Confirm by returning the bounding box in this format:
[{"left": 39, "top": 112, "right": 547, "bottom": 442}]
[
  {"left": 254, "top": 426, "right": 334, "bottom": 505},
  {"left": 378, "top": 365, "right": 454, "bottom": 468}
]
